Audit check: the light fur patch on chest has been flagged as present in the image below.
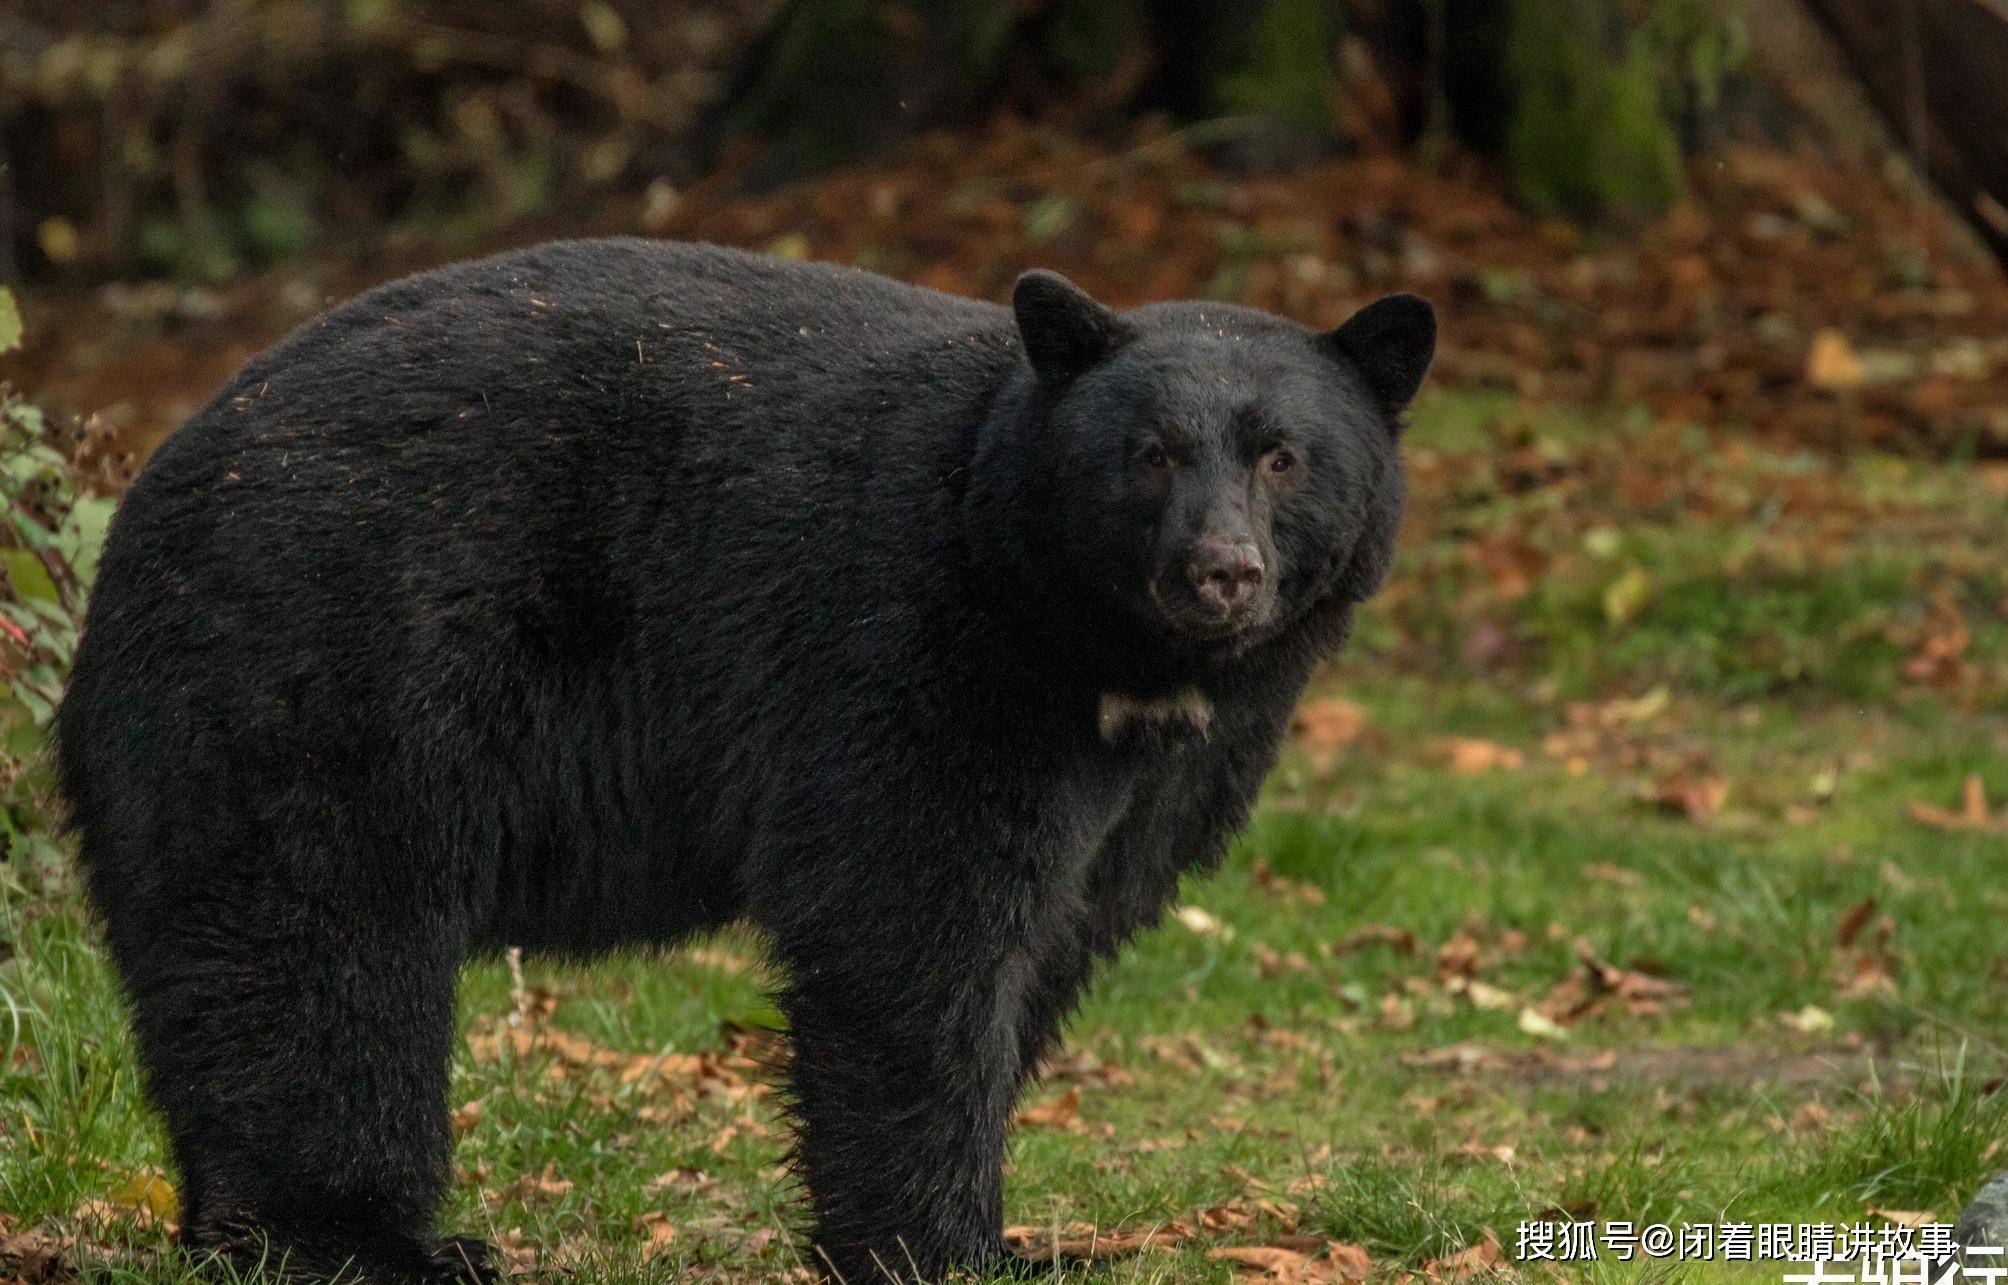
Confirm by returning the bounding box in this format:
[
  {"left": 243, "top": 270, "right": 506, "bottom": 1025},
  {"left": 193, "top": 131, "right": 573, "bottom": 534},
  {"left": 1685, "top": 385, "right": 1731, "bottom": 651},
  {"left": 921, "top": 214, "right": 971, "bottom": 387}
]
[{"left": 1098, "top": 688, "right": 1213, "bottom": 745}]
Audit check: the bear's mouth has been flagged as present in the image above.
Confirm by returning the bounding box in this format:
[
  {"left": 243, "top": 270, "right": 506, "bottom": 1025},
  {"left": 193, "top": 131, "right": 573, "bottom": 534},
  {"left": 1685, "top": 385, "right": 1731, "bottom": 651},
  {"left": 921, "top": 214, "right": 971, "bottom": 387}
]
[{"left": 1146, "top": 574, "right": 1273, "bottom": 642}]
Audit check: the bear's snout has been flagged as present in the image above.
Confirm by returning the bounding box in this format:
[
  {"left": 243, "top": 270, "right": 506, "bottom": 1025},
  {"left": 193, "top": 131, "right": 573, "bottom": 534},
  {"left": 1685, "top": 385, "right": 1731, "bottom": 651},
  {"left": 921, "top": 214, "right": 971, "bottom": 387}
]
[
  {"left": 1187, "top": 539, "right": 1264, "bottom": 617},
  {"left": 1150, "top": 534, "right": 1274, "bottom": 640}
]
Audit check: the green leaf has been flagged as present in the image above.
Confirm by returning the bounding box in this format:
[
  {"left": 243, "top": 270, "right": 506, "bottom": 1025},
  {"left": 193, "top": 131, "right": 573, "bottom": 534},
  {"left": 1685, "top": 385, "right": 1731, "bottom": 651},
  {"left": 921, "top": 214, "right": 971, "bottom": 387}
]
[
  {"left": 4, "top": 549, "right": 58, "bottom": 604},
  {"left": 11, "top": 682, "right": 53, "bottom": 726},
  {"left": 3, "top": 709, "right": 43, "bottom": 758},
  {"left": 0, "top": 287, "right": 20, "bottom": 355},
  {"left": 59, "top": 496, "right": 115, "bottom": 588},
  {"left": 1603, "top": 564, "right": 1654, "bottom": 626}
]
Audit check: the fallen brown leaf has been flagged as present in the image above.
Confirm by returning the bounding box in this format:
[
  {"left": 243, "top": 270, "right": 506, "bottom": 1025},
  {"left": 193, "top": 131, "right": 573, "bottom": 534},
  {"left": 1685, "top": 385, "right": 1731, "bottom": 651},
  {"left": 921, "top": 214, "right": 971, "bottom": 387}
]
[
  {"left": 1806, "top": 328, "right": 1865, "bottom": 390},
  {"left": 1038, "top": 1049, "right": 1137, "bottom": 1087},
  {"left": 506, "top": 1164, "right": 573, "bottom": 1203},
  {"left": 632, "top": 1211, "right": 677, "bottom": 1260},
  {"left": 1293, "top": 699, "right": 1367, "bottom": 771},
  {"left": 1434, "top": 931, "right": 1482, "bottom": 980},
  {"left": 1331, "top": 923, "right": 1421, "bottom": 957},
  {"left": 1378, "top": 992, "right": 1415, "bottom": 1030},
  {"left": 1429, "top": 737, "right": 1525, "bottom": 774},
  {"left": 1835, "top": 950, "right": 1897, "bottom": 998},
  {"left": 466, "top": 1021, "right": 746, "bottom": 1089},
  {"left": 1253, "top": 943, "right": 1314, "bottom": 978},
  {"left": 1768, "top": 1101, "right": 1836, "bottom": 1135},
  {"left": 1196, "top": 1204, "right": 1259, "bottom": 1233},
  {"left": 1004, "top": 1221, "right": 1098, "bottom": 1243},
  {"left": 1536, "top": 946, "right": 1689, "bottom": 1026},
  {"left": 1433, "top": 1227, "right": 1505, "bottom": 1280},
  {"left": 1017, "top": 1085, "right": 1081, "bottom": 1129},
  {"left": 1450, "top": 1141, "right": 1518, "bottom": 1165},
  {"left": 1583, "top": 861, "right": 1643, "bottom": 887},
  {"left": 1836, "top": 897, "right": 1877, "bottom": 948},
  {"left": 1005, "top": 1222, "right": 1184, "bottom": 1259},
  {"left": 1901, "top": 590, "right": 1971, "bottom": 687},
  {"left": 1208, "top": 1244, "right": 1310, "bottom": 1276},
  {"left": 1649, "top": 775, "right": 1729, "bottom": 823},
  {"left": 645, "top": 1167, "right": 713, "bottom": 1194},
  {"left": 0, "top": 1224, "right": 69, "bottom": 1285},
  {"left": 1581, "top": 948, "right": 1690, "bottom": 1013},
  {"left": 491, "top": 1226, "right": 538, "bottom": 1275},
  {"left": 71, "top": 1171, "right": 178, "bottom": 1234},
  {"left": 1402, "top": 1042, "right": 1505, "bottom": 1071},
  {"left": 1252, "top": 859, "right": 1327, "bottom": 906},
  {"left": 1906, "top": 774, "right": 2005, "bottom": 832},
  {"left": 1327, "top": 1242, "right": 1374, "bottom": 1281}
]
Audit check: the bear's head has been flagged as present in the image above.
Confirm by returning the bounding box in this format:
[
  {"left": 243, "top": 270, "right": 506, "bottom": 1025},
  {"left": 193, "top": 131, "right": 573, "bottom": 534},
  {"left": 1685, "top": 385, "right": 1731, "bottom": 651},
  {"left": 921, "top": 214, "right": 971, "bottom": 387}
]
[{"left": 978, "top": 270, "right": 1431, "bottom": 671}]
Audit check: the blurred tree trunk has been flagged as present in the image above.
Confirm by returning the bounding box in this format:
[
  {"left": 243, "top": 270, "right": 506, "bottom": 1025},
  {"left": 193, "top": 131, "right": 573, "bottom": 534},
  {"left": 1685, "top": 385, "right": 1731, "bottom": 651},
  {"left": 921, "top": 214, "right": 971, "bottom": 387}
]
[
  {"left": 719, "top": 0, "right": 1344, "bottom": 179},
  {"left": 721, "top": 0, "right": 1743, "bottom": 219},
  {"left": 719, "top": 0, "right": 1017, "bottom": 176},
  {"left": 1803, "top": 0, "right": 2008, "bottom": 269}
]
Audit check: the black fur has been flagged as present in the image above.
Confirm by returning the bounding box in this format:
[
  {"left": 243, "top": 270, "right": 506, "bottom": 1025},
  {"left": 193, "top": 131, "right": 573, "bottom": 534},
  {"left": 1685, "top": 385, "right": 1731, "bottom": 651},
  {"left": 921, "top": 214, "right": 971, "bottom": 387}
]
[{"left": 54, "top": 240, "right": 1430, "bottom": 1283}]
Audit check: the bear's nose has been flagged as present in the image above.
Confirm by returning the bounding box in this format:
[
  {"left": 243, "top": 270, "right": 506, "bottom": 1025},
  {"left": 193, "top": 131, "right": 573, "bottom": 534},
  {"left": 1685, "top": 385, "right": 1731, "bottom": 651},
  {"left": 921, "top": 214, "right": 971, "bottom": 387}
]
[{"left": 1187, "top": 540, "right": 1264, "bottom": 615}]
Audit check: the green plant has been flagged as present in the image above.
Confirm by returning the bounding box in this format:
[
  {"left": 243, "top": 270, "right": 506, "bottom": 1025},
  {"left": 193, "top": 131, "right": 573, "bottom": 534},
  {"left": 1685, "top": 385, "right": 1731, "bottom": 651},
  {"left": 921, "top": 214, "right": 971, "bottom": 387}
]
[
  {"left": 1502, "top": 0, "right": 1747, "bottom": 219},
  {"left": 0, "top": 295, "right": 115, "bottom": 881},
  {"left": 1505, "top": 0, "right": 1684, "bottom": 217}
]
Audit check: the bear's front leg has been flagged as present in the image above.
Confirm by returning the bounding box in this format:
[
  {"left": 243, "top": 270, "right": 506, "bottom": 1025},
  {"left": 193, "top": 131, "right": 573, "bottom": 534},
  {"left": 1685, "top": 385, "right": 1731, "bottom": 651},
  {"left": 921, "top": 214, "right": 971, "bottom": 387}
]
[{"left": 762, "top": 861, "right": 1046, "bottom": 1283}]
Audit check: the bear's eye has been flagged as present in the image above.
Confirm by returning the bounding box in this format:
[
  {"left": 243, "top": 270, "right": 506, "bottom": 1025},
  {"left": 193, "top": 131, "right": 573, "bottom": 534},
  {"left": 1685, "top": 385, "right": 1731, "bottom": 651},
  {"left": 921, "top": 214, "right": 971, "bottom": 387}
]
[
  {"left": 1266, "top": 449, "right": 1296, "bottom": 475},
  {"left": 1142, "top": 442, "right": 1172, "bottom": 469}
]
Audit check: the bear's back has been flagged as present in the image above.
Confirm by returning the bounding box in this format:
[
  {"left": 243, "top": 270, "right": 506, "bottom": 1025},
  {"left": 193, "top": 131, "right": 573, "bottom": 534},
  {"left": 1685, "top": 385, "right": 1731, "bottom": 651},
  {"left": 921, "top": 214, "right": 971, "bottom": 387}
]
[
  {"left": 62, "top": 242, "right": 1027, "bottom": 863},
  {"left": 93, "top": 239, "right": 1017, "bottom": 647}
]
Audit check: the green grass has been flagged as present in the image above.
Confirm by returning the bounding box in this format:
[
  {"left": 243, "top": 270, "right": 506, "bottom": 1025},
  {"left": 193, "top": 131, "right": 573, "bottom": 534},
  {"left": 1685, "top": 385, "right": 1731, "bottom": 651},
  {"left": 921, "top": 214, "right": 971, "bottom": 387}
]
[{"left": 5, "top": 394, "right": 2007, "bottom": 1280}]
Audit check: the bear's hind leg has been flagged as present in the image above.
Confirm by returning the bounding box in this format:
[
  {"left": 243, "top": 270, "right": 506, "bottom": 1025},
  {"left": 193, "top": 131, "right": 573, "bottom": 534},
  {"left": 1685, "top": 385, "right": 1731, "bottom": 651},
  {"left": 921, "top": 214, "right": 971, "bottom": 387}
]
[{"left": 103, "top": 840, "right": 482, "bottom": 1284}]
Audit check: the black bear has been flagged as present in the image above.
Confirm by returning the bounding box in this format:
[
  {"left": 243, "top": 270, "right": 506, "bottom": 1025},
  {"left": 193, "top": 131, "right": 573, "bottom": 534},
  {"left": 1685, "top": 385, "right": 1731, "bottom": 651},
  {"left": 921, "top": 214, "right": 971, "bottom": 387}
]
[{"left": 56, "top": 239, "right": 1431, "bottom": 1283}]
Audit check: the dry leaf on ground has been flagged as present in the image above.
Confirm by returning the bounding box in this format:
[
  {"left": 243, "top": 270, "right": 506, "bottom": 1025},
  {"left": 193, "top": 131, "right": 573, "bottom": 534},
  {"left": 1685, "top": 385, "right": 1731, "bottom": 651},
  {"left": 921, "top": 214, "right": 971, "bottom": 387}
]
[
  {"left": 1431, "top": 1228, "right": 1506, "bottom": 1280},
  {"left": 506, "top": 1165, "right": 574, "bottom": 1203},
  {"left": 1209, "top": 1245, "right": 1311, "bottom": 1276},
  {"left": 1292, "top": 699, "right": 1368, "bottom": 771},
  {"left": 1648, "top": 775, "right": 1729, "bottom": 823},
  {"left": 632, "top": 1211, "right": 677, "bottom": 1259},
  {"left": 71, "top": 1171, "right": 178, "bottom": 1234},
  {"left": 0, "top": 1224, "right": 69, "bottom": 1285},
  {"left": 1907, "top": 774, "right": 2005, "bottom": 833},
  {"left": 1004, "top": 1222, "right": 1183, "bottom": 1259},
  {"left": 1429, "top": 737, "right": 1526, "bottom": 774},
  {"left": 1252, "top": 859, "right": 1326, "bottom": 905},
  {"left": 1517, "top": 1007, "right": 1569, "bottom": 1040},
  {"left": 1016, "top": 1086, "right": 1081, "bottom": 1130},
  {"left": 1806, "top": 328, "right": 1865, "bottom": 390},
  {"left": 1331, "top": 923, "right": 1421, "bottom": 957},
  {"left": 1836, "top": 897, "right": 1877, "bottom": 947}
]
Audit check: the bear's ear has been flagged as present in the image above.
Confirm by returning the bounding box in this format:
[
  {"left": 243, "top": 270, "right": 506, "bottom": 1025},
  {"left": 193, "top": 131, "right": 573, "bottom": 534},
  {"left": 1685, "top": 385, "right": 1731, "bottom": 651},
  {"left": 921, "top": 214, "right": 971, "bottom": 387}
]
[
  {"left": 1321, "top": 293, "right": 1436, "bottom": 416},
  {"left": 1013, "top": 270, "right": 1131, "bottom": 386}
]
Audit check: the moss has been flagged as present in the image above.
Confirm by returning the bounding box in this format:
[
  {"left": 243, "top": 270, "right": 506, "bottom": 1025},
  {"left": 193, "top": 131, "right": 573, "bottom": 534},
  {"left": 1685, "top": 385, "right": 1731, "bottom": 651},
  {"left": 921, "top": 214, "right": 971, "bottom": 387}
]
[
  {"left": 1503, "top": 0, "right": 1687, "bottom": 217},
  {"left": 1210, "top": 0, "right": 1343, "bottom": 131}
]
